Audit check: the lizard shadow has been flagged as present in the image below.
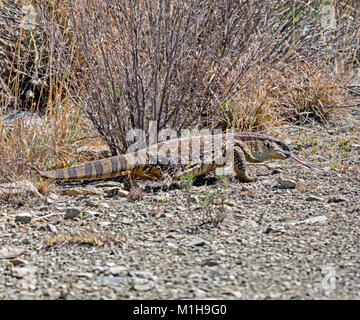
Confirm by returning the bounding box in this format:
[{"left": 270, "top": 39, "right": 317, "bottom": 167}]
[{"left": 53, "top": 174, "right": 219, "bottom": 195}]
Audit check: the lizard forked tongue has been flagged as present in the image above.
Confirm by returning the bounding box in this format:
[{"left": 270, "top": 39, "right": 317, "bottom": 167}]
[{"left": 289, "top": 154, "right": 312, "bottom": 169}]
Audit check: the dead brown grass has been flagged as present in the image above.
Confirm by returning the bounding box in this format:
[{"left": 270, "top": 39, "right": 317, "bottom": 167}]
[{"left": 227, "top": 62, "right": 350, "bottom": 132}]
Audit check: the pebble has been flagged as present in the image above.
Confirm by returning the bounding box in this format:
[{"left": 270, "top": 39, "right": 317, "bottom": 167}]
[
  {"left": 97, "top": 276, "right": 124, "bottom": 286},
  {"left": 203, "top": 259, "right": 219, "bottom": 266},
  {"left": 306, "top": 195, "right": 324, "bottom": 201},
  {"left": 61, "top": 187, "right": 103, "bottom": 197},
  {"left": 223, "top": 199, "right": 237, "bottom": 207},
  {"left": 288, "top": 216, "right": 328, "bottom": 225},
  {"left": 47, "top": 224, "right": 58, "bottom": 233},
  {"left": 109, "top": 266, "right": 127, "bottom": 275},
  {"left": 11, "top": 266, "right": 37, "bottom": 279},
  {"left": 328, "top": 195, "right": 349, "bottom": 203},
  {"left": 276, "top": 177, "right": 297, "bottom": 189},
  {"left": 187, "top": 237, "right": 206, "bottom": 247},
  {"left": 15, "top": 212, "right": 32, "bottom": 224},
  {"left": 239, "top": 219, "right": 259, "bottom": 229},
  {"left": 133, "top": 283, "right": 152, "bottom": 291},
  {"left": 129, "top": 270, "right": 154, "bottom": 279},
  {"left": 64, "top": 207, "right": 81, "bottom": 219},
  {"left": 0, "top": 247, "right": 24, "bottom": 259},
  {"left": 264, "top": 225, "right": 286, "bottom": 234},
  {"left": 10, "top": 258, "right": 27, "bottom": 267}
]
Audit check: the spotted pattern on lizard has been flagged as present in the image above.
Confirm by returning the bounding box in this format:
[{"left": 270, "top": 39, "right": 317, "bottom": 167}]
[{"left": 36, "top": 132, "right": 311, "bottom": 182}]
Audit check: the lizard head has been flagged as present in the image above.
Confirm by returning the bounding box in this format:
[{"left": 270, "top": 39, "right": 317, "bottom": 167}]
[{"left": 251, "top": 138, "right": 312, "bottom": 169}]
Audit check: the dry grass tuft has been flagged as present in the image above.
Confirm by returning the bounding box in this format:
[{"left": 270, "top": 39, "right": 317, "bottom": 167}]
[{"left": 45, "top": 229, "right": 127, "bottom": 247}]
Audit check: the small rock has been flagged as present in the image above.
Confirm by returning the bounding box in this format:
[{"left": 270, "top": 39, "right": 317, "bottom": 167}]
[
  {"left": 101, "top": 187, "right": 128, "bottom": 198},
  {"left": 306, "top": 195, "right": 324, "bottom": 201},
  {"left": 277, "top": 177, "right": 297, "bottom": 189},
  {"left": 239, "top": 219, "right": 259, "bottom": 229},
  {"left": 22, "top": 238, "right": 31, "bottom": 244},
  {"left": 288, "top": 215, "right": 327, "bottom": 225},
  {"left": 0, "top": 247, "right": 24, "bottom": 259},
  {"left": 73, "top": 272, "right": 94, "bottom": 279},
  {"left": 272, "top": 169, "right": 284, "bottom": 175},
  {"left": 109, "top": 266, "right": 127, "bottom": 275},
  {"left": 328, "top": 195, "right": 349, "bottom": 203},
  {"left": 129, "top": 270, "right": 154, "bottom": 278},
  {"left": 10, "top": 258, "right": 27, "bottom": 267},
  {"left": 99, "top": 202, "right": 110, "bottom": 209},
  {"left": 99, "top": 221, "right": 111, "bottom": 227},
  {"left": 116, "top": 189, "right": 130, "bottom": 197},
  {"left": 241, "top": 186, "right": 252, "bottom": 192},
  {"left": 15, "top": 212, "right": 32, "bottom": 223},
  {"left": 121, "top": 217, "right": 133, "bottom": 225},
  {"left": 187, "top": 237, "right": 206, "bottom": 247},
  {"left": 60, "top": 187, "right": 103, "bottom": 197},
  {"left": 46, "top": 193, "right": 60, "bottom": 204},
  {"left": 223, "top": 199, "right": 237, "bottom": 207},
  {"left": 97, "top": 276, "right": 124, "bottom": 286},
  {"left": 264, "top": 225, "right": 286, "bottom": 234},
  {"left": 64, "top": 207, "right": 81, "bottom": 219},
  {"left": 203, "top": 259, "right": 219, "bottom": 266},
  {"left": 47, "top": 224, "right": 58, "bottom": 233},
  {"left": 133, "top": 283, "right": 152, "bottom": 291},
  {"left": 12, "top": 266, "right": 37, "bottom": 279}
]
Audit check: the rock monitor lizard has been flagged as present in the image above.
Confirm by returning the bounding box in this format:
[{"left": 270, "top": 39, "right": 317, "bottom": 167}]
[{"left": 37, "top": 132, "right": 311, "bottom": 182}]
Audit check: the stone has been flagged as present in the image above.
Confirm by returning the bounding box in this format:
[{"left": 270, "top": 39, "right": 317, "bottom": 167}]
[
  {"left": 203, "top": 259, "right": 219, "bottom": 266},
  {"left": 129, "top": 270, "right": 154, "bottom": 278},
  {"left": 0, "top": 247, "right": 24, "bottom": 259},
  {"left": 47, "top": 224, "right": 58, "bottom": 233},
  {"left": 11, "top": 266, "right": 37, "bottom": 279},
  {"left": 288, "top": 216, "right": 327, "bottom": 225},
  {"left": 133, "top": 283, "right": 152, "bottom": 291},
  {"left": 223, "top": 199, "right": 237, "bottom": 207},
  {"left": 328, "top": 195, "right": 349, "bottom": 203},
  {"left": 277, "top": 177, "right": 297, "bottom": 189},
  {"left": 60, "top": 187, "right": 103, "bottom": 197},
  {"left": 64, "top": 207, "right": 81, "bottom": 219},
  {"left": 10, "top": 258, "right": 27, "bottom": 267},
  {"left": 109, "top": 266, "right": 127, "bottom": 275},
  {"left": 239, "top": 219, "right": 259, "bottom": 229},
  {"left": 306, "top": 195, "right": 324, "bottom": 201},
  {"left": 15, "top": 212, "right": 32, "bottom": 223},
  {"left": 187, "top": 237, "right": 206, "bottom": 247}
]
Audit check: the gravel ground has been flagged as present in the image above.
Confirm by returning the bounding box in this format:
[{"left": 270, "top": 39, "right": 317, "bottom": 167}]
[{"left": 0, "top": 109, "right": 359, "bottom": 300}]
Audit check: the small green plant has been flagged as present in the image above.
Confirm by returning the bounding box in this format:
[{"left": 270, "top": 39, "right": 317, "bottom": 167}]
[
  {"left": 338, "top": 137, "right": 352, "bottom": 149},
  {"left": 216, "top": 174, "right": 229, "bottom": 189},
  {"left": 179, "top": 172, "right": 196, "bottom": 191},
  {"left": 328, "top": 161, "right": 338, "bottom": 168},
  {"left": 198, "top": 190, "right": 226, "bottom": 227}
]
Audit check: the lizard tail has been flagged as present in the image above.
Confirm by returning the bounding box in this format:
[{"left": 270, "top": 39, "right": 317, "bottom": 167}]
[{"left": 35, "top": 153, "right": 142, "bottom": 181}]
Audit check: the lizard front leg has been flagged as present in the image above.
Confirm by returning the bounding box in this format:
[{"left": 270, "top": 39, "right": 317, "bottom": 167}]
[{"left": 233, "top": 146, "right": 257, "bottom": 182}]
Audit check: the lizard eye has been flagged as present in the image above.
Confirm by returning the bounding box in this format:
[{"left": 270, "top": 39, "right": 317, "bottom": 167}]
[{"left": 266, "top": 142, "right": 271, "bottom": 148}]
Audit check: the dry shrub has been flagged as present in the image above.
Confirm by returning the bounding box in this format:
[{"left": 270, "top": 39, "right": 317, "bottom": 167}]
[
  {"left": 229, "top": 62, "right": 349, "bottom": 131},
  {"left": 49, "top": 0, "right": 284, "bottom": 154},
  {"left": 228, "top": 0, "right": 360, "bottom": 131}
]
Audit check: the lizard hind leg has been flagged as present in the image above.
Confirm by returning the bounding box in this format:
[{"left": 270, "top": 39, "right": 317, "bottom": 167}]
[{"left": 233, "top": 146, "right": 257, "bottom": 182}]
